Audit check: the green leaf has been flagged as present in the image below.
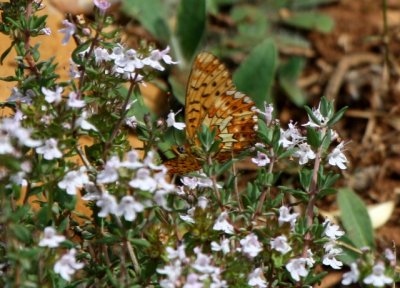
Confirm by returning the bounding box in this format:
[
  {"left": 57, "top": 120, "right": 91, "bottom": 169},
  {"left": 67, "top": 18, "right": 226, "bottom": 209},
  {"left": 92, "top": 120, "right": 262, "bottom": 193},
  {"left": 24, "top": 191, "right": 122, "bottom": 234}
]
[
  {"left": 176, "top": 0, "right": 206, "bottom": 61},
  {"left": 0, "top": 41, "right": 14, "bottom": 65},
  {"left": 327, "top": 106, "right": 348, "bottom": 127},
  {"left": 122, "top": 0, "right": 170, "bottom": 42},
  {"left": 233, "top": 38, "right": 278, "bottom": 107},
  {"left": 282, "top": 12, "right": 334, "bottom": 33},
  {"left": 130, "top": 238, "right": 151, "bottom": 248},
  {"left": 278, "top": 57, "right": 307, "bottom": 106},
  {"left": 306, "top": 127, "right": 320, "bottom": 148},
  {"left": 10, "top": 224, "right": 32, "bottom": 243},
  {"left": 71, "top": 40, "right": 91, "bottom": 65},
  {"left": 337, "top": 188, "right": 375, "bottom": 249}
]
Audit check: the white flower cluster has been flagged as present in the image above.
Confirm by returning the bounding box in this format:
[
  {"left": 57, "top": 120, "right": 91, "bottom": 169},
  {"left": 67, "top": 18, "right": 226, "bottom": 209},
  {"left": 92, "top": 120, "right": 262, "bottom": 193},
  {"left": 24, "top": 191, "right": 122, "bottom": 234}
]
[
  {"left": 38, "top": 227, "right": 84, "bottom": 281},
  {"left": 157, "top": 245, "right": 227, "bottom": 288},
  {"left": 93, "top": 44, "right": 178, "bottom": 80},
  {"left": 253, "top": 101, "right": 348, "bottom": 169},
  {"left": 322, "top": 220, "right": 345, "bottom": 270},
  {"left": 78, "top": 150, "right": 176, "bottom": 221}
]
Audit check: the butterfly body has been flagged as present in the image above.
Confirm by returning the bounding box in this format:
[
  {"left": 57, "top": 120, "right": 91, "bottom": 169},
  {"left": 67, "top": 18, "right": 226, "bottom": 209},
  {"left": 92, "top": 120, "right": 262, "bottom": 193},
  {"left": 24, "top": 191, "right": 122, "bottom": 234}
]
[{"left": 165, "top": 52, "right": 258, "bottom": 175}]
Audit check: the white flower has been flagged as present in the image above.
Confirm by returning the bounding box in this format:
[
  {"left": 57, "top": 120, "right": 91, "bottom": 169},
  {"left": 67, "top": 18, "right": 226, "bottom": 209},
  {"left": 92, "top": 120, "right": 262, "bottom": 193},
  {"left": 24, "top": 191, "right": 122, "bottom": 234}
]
[
  {"left": 58, "top": 167, "right": 89, "bottom": 195},
  {"left": 278, "top": 206, "right": 299, "bottom": 227},
  {"left": 279, "top": 122, "right": 305, "bottom": 148},
  {"left": 342, "top": 263, "right": 360, "bottom": 285},
  {"left": 129, "top": 168, "right": 157, "bottom": 192},
  {"left": 75, "top": 111, "right": 97, "bottom": 131},
  {"left": 323, "top": 219, "right": 345, "bottom": 240},
  {"left": 197, "top": 196, "right": 208, "bottom": 209},
  {"left": 180, "top": 212, "right": 195, "bottom": 224},
  {"left": 116, "top": 195, "right": 144, "bottom": 221},
  {"left": 285, "top": 258, "right": 309, "bottom": 281},
  {"left": 270, "top": 235, "right": 292, "bottom": 254},
  {"left": 167, "top": 110, "right": 186, "bottom": 130},
  {"left": 322, "top": 247, "right": 343, "bottom": 269},
  {"left": 248, "top": 268, "right": 267, "bottom": 288},
  {"left": 211, "top": 239, "right": 230, "bottom": 255},
  {"left": 181, "top": 176, "right": 198, "bottom": 189},
  {"left": 258, "top": 102, "right": 274, "bottom": 126},
  {"left": 54, "top": 249, "right": 84, "bottom": 281},
  {"left": 142, "top": 46, "right": 178, "bottom": 71},
  {"left": 303, "top": 103, "right": 328, "bottom": 128},
  {"left": 0, "top": 134, "right": 15, "bottom": 154},
  {"left": 240, "top": 233, "right": 263, "bottom": 258},
  {"left": 293, "top": 143, "right": 316, "bottom": 165},
  {"left": 40, "top": 27, "right": 51, "bottom": 35},
  {"left": 363, "top": 262, "right": 393, "bottom": 287},
  {"left": 183, "top": 273, "right": 203, "bottom": 288},
  {"left": 192, "top": 247, "right": 217, "bottom": 274},
  {"left": 157, "top": 260, "right": 182, "bottom": 285},
  {"left": 213, "top": 211, "right": 234, "bottom": 234},
  {"left": 96, "top": 156, "right": 120, "bottom": 184},
  {"left": 96, "top": 192, "right": 118, "bottom": 217},
  {"left": 251, "top": 151, "right": 270, "bottom": 167},
  {"left": 67, "top": 92, "right": 86, "bottom": 108},
  {"left": 121, "top": 150, "right": 143, "bottom": 169},
  {"left": 125, "top": 115, "right": 137, "bottom": 128},
  {"left": 328, "top": 142, "right": 348, "bottom": 169},
  {"left": 166, "top": 245, "right": 187, "bottom": 261},
  {"left": 305, "top": 249, "right": 315, "bottom": 267},
  {"left": 13, "top": 127, "right": 42, "bottom": 148},
  {"left": 41, "top": 86, "right": 63, "bottom": 104},
  {"left": 94, "top": 47, "right": 110, "bottom": 63},
  {"left": 59, "top": 20, "right": 76, "bottom": 45},
  {"left": 36, "top": 138, "right": 62, "bottom": 160},
  {"left": 39, "top": 227, "right": 66, "bottom": 248}
]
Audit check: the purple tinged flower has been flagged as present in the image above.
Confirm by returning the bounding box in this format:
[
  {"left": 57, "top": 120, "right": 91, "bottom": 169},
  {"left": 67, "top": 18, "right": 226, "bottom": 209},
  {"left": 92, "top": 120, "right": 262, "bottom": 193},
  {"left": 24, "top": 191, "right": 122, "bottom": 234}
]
[
  {"left": 129, "top": 168, "right": 157, "bottom": 192},
  {"left": 342, "top": 263, "right": 360, "bottom": 285},
  {"left": 192, "top": 247, "right": 217, "bottom": 274},
  {"left": 323, "top": 219, "right": 345, "bottom": 240},
  {"left": 328, "top": 142, "right": 348, "bottom": 169},
  {"left": 257, "top": 102, "right": 274, "bottom": 126},
  {"left": 166, "top": 244, "right": 187, "bottom": 261},
  {"left": 125, "top": 115, "right": 137, "bottom": 128},
  {"left": 251, "top": 151, "right": 270, "bottom": 167},
  {"left": 293, "top": 143, "right": 316, "bottom": 165},
  {"left": 322, "top": 247, "right": 343, "bottom": 269},
  {"left": 8, "top": 87, "right": 33, "bottom": 103},
  {"left": 67, "top": 92, "right": 85, "bottom": 108},
  {"left": 363, "top": 262, "right": 393, "bottom": 287},
  {"left": 0, "top": 134, "right": 15, "bottom": 154},
  {"left": 197, "top": 196, "right": 208, "bottom": 209},
  {"left": 54, "top": 249, "right": 84, "bottom": 281},
  {"left": 278, "top": 206, "right": 299, "bottom": 227},
  {"left": 96, "top": 192, "right": 118, "bottom": 217},
  {"left": 211, "top": 239, "right": 230, "bottom": 255},
  {"left": 240, "top": 233, "right": 263, "bottom": 258},
  {"left": 121, "top": 150, "right": 143, "bottom": 169},
  {"left": 184, "top": 273, "right": 203, "bottom": 288},
  {"left": 39, "top": 227, "right": 66, "bottom": 248},
  {"left": 181, "top": 176, "right": 198, "bottom": 189},
  {"left": 40, "top": 27, "right": 51, "bottom": 35},
  {"left": 94, "top": 47, "right": 110, "bottom": 64},
  {"left": 58, "top": 167, "right": 89, "bottom": 195},
  {"left": 36, "top": 138, "right": 62, "bottom": 160},
  {"left": 213, "top": 211, "right": 234, "bottom": 234},
  {"left": 248, "top": 268, "right": 267, "bottom": 288},
  {"left": 59, "top": 20, "right": 76, "bottom": 45},
  {"left": 285, "top": 258, "right": 309, "bottom": 281},
  {"left": 270, "top": 235, "right": 292, "bottom": 255},
  {"left": 94, "top": 0, "right": 111, "bottom": 13},
  {"left": 115, "top": 195, "right": 144, "bottom": 221},
  {"left": 41, "top": 86, "right": 63, "bottom": 104},
  {"left": 97, "top": 156, "right": 120, "bottom": 184}
]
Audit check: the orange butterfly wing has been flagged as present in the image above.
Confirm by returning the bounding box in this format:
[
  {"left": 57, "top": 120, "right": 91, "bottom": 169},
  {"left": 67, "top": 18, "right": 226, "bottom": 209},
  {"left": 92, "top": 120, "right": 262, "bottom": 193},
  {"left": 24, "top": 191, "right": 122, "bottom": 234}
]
[
  {"left": 185, "top": 52, "right": 258, "bottom": 154},
  {"left": 164, "top": 52, "right": 258, "bottom": 175}
]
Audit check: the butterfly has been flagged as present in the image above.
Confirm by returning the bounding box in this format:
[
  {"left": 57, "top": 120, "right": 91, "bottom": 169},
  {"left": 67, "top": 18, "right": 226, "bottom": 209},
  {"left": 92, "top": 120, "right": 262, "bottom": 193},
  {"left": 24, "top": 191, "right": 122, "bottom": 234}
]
[{"left": 164, "top": 52, "right": 258, "bottom": 175}]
